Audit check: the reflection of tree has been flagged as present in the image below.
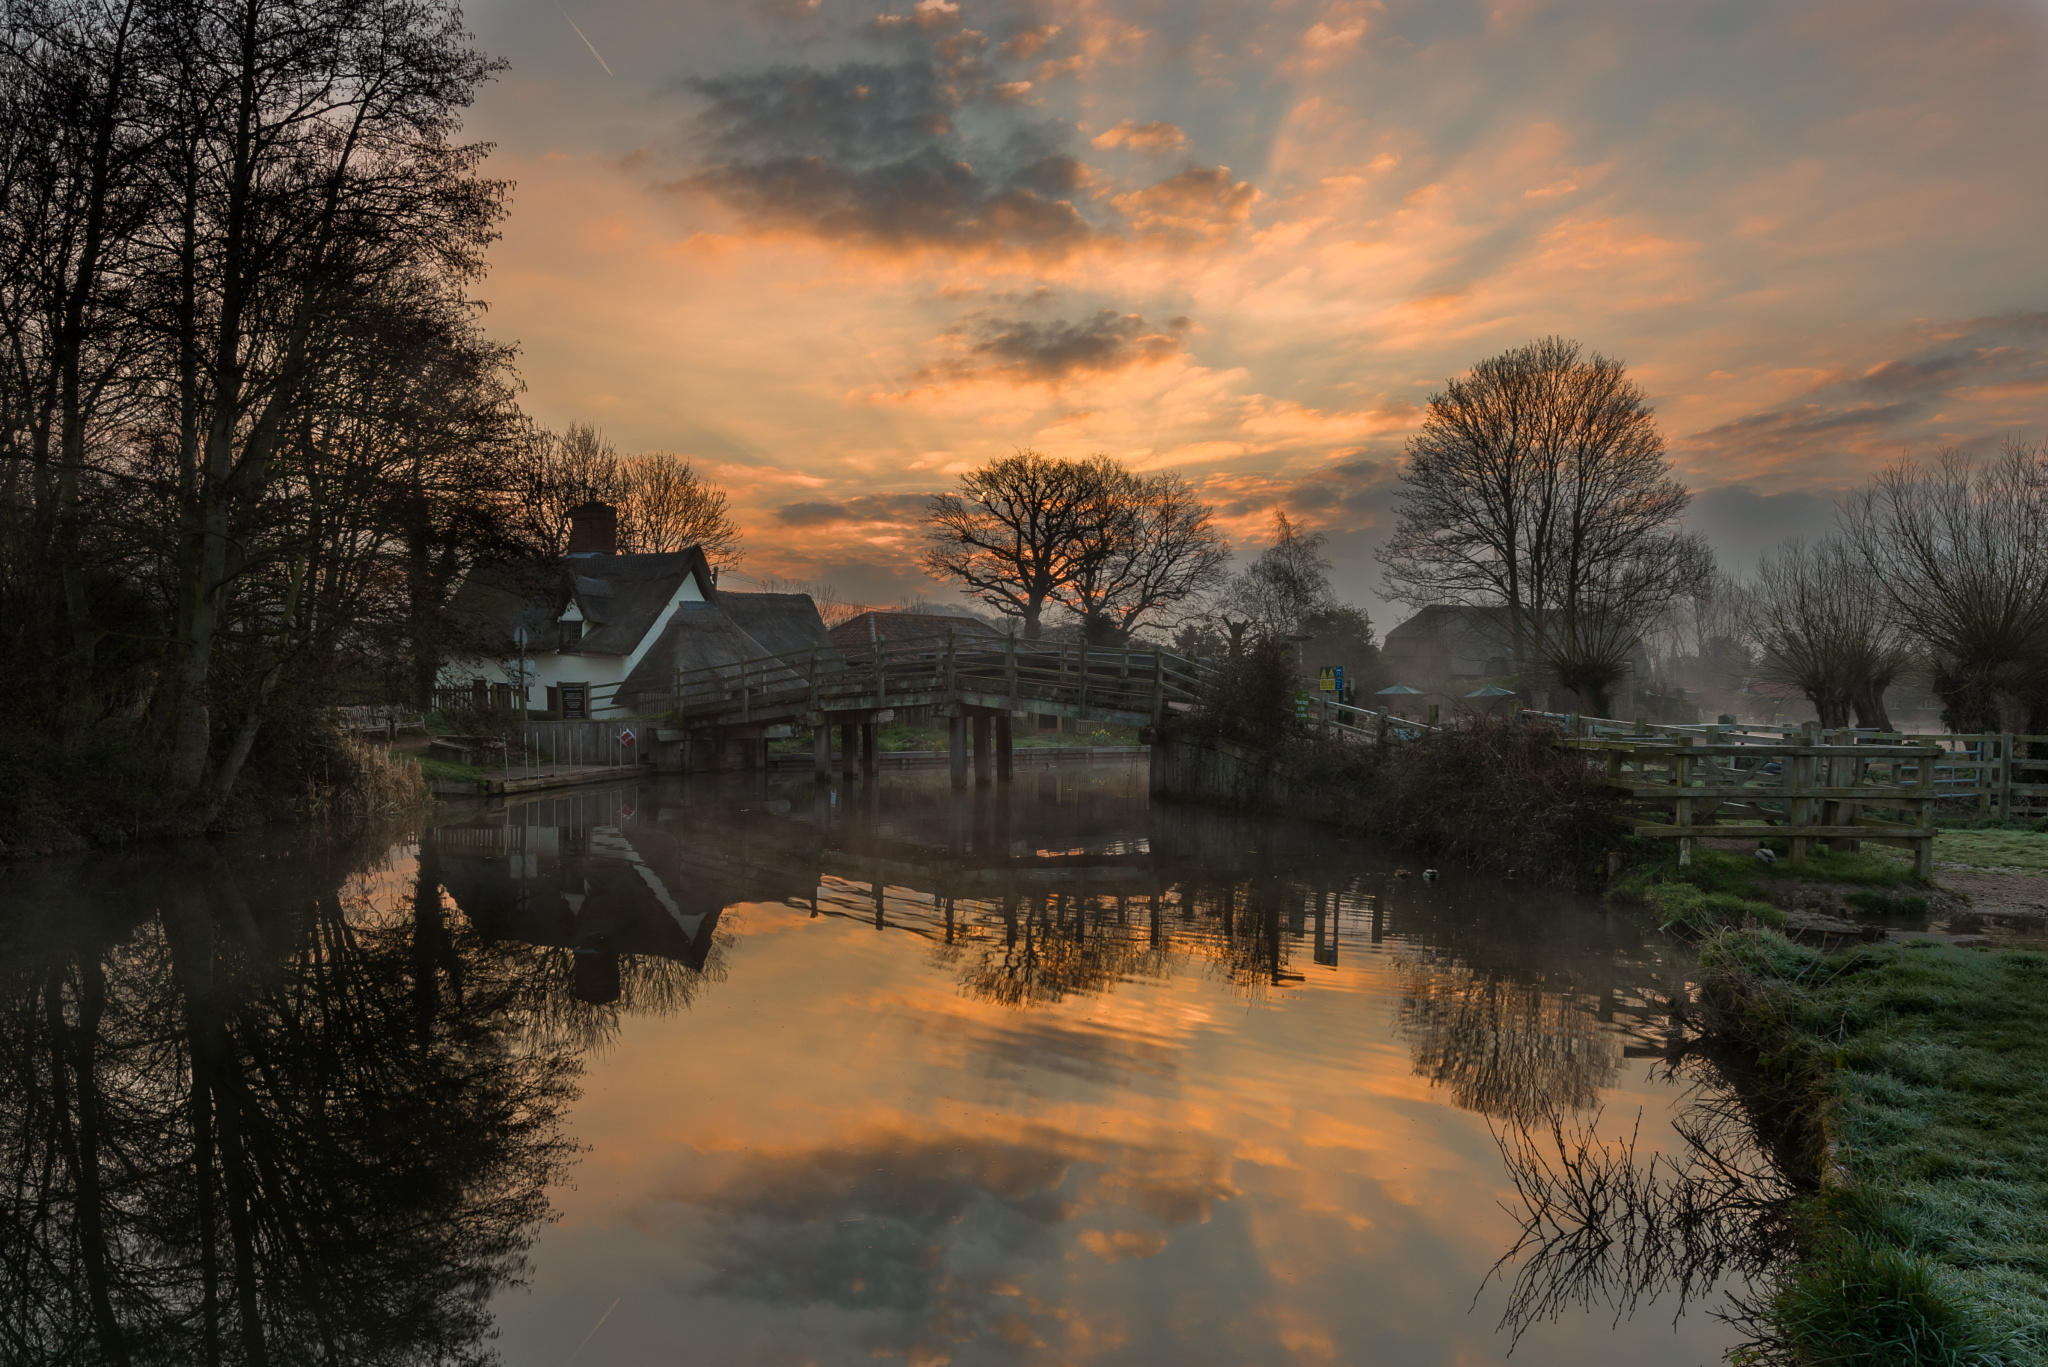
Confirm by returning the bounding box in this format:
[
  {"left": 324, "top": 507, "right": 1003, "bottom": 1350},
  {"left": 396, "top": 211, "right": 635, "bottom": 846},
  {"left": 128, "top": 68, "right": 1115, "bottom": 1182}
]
[
  {"left": 0, "top": 842, "right": 579, "bottom": 1365},
  {"left": 955, "top": 893, "right": 1166, "bottom": 1008},
  {"left": 1486, "top": 1058, "right": 1794, "bottom": 1351},
  {"left": 506, "top": 944, "right": 730, "bottom": 1054},
  {"left": 1396, "top": 958, "right": 1619, "bottom": 1121}
]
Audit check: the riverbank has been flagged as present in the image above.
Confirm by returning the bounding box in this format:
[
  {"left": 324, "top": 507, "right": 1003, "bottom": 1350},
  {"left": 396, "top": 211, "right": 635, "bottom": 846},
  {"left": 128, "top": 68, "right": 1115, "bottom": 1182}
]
[
  {"left": 1, "top": 725, "right": 426, "bottom": 860},
  {"left": 1606, "top": 822, "right": 2048, "bottom": 1364},
  {"left": 1699, "top": 929, "right": 2048, "bottom": 1364},
  {"left": 1150, "top": 723, "right": 1627, "bottom": 888}
]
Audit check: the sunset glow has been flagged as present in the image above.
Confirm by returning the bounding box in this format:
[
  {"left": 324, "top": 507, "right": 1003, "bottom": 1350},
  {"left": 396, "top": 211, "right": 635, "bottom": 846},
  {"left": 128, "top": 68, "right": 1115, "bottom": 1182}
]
[{"left": 465, "top": 0, "right": 2048, "bottom": 610}]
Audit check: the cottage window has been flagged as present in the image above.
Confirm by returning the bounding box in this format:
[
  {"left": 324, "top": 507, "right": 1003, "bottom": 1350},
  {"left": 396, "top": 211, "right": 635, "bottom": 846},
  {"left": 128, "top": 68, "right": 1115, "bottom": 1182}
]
[{"left": 558, "top": 619, "right": 581, "bottom": 651}]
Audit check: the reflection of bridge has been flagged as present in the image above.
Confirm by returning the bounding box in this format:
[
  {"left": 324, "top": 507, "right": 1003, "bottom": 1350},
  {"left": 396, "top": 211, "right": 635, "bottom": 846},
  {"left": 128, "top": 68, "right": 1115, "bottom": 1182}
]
[{"left": 665, "top": 635, "right": 1211, "bottom": 786}]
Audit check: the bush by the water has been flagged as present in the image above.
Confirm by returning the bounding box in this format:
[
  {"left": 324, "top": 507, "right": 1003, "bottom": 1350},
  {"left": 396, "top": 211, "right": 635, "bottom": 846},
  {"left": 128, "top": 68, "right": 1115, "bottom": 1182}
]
[
  {"left": 1300, "top": 717, "right": 1630, "bottom": 887},
  {"left": 0, "top": 713, "right": 425, "bottom": 858},
  {"left": 1181, "top": 651, "right": 1627, "bottom": 887}
]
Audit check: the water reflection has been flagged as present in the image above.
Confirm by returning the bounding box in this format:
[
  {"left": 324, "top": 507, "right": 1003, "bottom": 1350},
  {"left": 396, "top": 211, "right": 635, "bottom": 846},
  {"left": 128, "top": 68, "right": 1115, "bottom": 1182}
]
[
  {"left": 3, "top": 767, "right": 1746, "bottom": 1364},
  {"left": 0, "top": 838, "right": 579, "bottom": 1366}
]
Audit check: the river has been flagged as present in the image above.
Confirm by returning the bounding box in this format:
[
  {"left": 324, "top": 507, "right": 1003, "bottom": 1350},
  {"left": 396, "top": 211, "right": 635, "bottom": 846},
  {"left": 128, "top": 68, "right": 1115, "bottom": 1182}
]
[{"left": 0, "top": 761, "right": 1749, "bottom": 1364}]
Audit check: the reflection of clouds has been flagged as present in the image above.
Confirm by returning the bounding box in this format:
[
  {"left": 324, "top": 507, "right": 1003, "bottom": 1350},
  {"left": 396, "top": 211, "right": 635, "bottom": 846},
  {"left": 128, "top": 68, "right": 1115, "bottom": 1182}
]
[{"left": 674, "top": 1124, "right": 1233, "bottom": 1355}]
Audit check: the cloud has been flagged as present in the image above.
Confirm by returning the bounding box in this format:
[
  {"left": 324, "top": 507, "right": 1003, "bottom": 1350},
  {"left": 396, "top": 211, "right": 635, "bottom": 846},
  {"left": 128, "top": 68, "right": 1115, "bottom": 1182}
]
[
  {"left": 1681, "top": 312, "right": 2048, "bottom": 478},
  {"left": 1090, "top": 119, "right": 1188, "bottom": 153},
  {"left": 997, "top": 23, "right": 1061, "bottom": 61},
  {"left": 920, "top": 307, "right": 1193, "bottom": 385},
  {"left": 1113, "top": 166, "right": 1258, "bottom": 246},
  {"left": 679, "top": 44, "right": 1108, "bottom": 255},
  {"left": 775, "top": 492, "right": 932, "bottom": 527}
]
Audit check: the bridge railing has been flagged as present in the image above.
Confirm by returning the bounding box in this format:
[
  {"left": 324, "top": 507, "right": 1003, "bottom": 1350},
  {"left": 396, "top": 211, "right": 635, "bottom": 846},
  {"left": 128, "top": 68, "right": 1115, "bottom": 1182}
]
[{"left": 668, "top": 631, "right": 1214, "bottom": 726}]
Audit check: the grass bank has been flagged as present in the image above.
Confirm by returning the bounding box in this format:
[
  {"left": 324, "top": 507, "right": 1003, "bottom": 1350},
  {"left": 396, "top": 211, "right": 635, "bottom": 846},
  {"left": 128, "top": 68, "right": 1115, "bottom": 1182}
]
[
  {"left": 1699, "top": 931, "right": 2048, "bottom": 1364},
  {"left": 1607, "top": 846, "right": 1927, "bottom": 937}
]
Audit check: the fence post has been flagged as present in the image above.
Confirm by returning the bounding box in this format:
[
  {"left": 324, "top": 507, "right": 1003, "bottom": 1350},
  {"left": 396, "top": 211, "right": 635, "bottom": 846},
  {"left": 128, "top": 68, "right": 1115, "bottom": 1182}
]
[
  {"left": 1077, "top": 645, "right": 1090, "bottom": 716},
  {"left": 1674, "top": 736, "right": 1696, "bottom": 867},
  {"left": 1915, "top": 743, "right": 1937, "bottom": 880},
  {"left": 1151, "top": 651, "right": 1165, "bottom": 723},
  {"left": 1789, "top": 722, "right": 1818, "bottom": 866},
  {"left": 1999, "top": 733, "right": 2015, "bottom": 819}
]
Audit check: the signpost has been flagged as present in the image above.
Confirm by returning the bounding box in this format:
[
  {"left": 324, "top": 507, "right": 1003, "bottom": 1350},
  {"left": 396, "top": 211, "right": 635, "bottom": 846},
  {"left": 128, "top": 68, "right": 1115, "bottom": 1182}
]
[{"left": 1317, "top": 665, "right": 1346, "bottom": 694}]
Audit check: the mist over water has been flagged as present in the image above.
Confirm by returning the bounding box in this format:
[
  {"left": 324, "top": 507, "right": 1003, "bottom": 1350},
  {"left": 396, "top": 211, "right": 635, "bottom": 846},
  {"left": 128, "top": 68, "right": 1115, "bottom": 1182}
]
[{"left": 1, "top": 764, "right": 1752, "bottom": 1364}]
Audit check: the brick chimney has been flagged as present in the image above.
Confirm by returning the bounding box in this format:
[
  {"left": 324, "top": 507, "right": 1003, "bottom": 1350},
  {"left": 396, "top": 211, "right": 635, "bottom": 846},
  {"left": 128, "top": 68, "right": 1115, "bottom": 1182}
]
[{"left": 566, "top": 501, "right": 617, "bottom": 556}]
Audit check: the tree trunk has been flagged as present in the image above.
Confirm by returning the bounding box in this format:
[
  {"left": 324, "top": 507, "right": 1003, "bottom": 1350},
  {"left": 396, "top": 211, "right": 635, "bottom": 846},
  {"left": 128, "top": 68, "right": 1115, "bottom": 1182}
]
[{"left": 1850, "top": 680, "right": 1894, "bottom": 732}]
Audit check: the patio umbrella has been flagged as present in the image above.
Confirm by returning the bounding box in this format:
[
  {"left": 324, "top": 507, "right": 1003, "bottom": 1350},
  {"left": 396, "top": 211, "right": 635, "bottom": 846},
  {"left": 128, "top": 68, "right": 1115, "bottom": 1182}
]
[{"left": 1375, "top": 683, "right": 1424, "bottom": 696}]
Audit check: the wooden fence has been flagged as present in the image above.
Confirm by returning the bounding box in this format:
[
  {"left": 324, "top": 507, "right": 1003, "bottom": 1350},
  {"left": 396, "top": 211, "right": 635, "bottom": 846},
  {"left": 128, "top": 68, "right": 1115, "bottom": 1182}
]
[
  {"left": 1560, "top": 728, "right": 1939, "bottom": 875},
  {"left": 1522, "top": 710, "right": 2048, "bottom": 820}
]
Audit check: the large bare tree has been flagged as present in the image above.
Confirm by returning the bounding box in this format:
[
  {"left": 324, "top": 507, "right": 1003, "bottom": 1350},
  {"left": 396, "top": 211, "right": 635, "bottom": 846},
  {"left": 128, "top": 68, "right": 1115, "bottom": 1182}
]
[
  {"left": 1747, "top": 538, "right": 1912, "bottom": 729},
  {"left": 1378, "top": 337, "right": 1701, "bottom": 713},
  {"left": 1840, "top": 441, "right": 2048, "bottom": 733},
  {"left": 624, "top": 450, "right": 742, "bottom": 561},
  {"left": 919, "top": 449, "right": 1121, "bottom": 639},
  {"left": 1058, "top": 467, "right": 1229, "bottom": 644}
]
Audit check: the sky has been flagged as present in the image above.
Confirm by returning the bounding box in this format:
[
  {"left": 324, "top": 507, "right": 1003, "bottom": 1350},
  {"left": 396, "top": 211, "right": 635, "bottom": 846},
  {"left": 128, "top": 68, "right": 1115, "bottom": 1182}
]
[{"left": 458, "top": 0, "right": 2048, "bottom": 624}]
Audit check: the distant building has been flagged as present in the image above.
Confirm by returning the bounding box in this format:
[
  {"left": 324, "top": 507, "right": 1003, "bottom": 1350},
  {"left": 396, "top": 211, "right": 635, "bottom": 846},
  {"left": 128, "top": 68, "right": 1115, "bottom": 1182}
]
[
  {"left": 1380, "top": 605, "right": 1517, "bottom": 683},
  {"left": 440, "top": 501, "right": 835, "bottom": 718}
]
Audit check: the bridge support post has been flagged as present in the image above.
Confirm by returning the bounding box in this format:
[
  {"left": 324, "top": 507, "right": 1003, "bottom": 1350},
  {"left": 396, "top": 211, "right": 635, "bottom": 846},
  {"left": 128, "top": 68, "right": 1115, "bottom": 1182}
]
[
  {"left": 861, "top": 721, "right": 877, "bottom": 776},
  {"left": 840, "top": 722, "right": 857, "bottom": 778},
  {"left": 972, "top": 712, "right": 992, "bottom": 786},
  {"left": 948, "top": 713, "right": 967, "bottom": 789},
  {"left": 995, "top": 714, "right": 1013, "bottom": 782},
  {"left": 813, "top": 721, "right": 831, "bottom": 782}
]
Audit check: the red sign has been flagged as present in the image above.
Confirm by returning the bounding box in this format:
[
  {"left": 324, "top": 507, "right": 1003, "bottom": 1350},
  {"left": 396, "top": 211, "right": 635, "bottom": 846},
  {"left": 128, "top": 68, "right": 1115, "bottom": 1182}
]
[{"left": 618, "top": 728, "right": 636, "bottom": 747}]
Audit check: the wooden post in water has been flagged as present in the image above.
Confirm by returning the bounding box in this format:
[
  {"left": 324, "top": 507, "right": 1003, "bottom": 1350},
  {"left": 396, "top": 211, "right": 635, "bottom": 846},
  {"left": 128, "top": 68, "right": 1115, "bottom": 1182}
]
[
  {"left": 948, "top": 712, "right": 967, "bottom": 789},
  {"left": 860, "top": 720, "right": 877, "bottom": 777},
  {"left": 995, "top": 713, "right": 1013, "bottom": 781},
  {"left": 972, "top": 712, "right": 992, "bottom": 786},
  {"left": 813, "top": 719, "right": 831, "bottom": 782},
  {"left": 840, "top": 721, "right": 857, "bottom": 778}
]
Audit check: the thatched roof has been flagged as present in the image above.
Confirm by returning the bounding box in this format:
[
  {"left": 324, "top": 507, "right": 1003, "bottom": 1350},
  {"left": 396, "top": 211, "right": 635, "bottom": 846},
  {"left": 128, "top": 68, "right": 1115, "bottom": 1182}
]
[
  {"left": 829, "top": 608, "right": 1004, "bottom": 653},
  {"left": 449, "top": 547, "right": 715, "bottom": 658},
  {"left": 614, "top": 590, "right": 837, "bottom": 712}
]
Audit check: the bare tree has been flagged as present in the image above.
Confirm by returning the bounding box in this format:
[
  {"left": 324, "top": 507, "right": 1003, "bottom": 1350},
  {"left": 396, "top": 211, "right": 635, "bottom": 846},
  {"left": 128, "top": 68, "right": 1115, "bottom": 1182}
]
[
  {"left": 1058, "top": 466, "right": 1229, "bottom": 644},
  {"left": 516, "top": 423, "right": 628, "bottom": 554},
  {"left": 1840, "top": 441, "right": 2048, "bottom": 732},
  {"left": 1378, "top": 337, "right": 1696, "bottom": 712},
  {"left": 1747, "top": 539, "right": 1912, "bottom": 729},
  {"left": 621, "top": 450, "right": 742, "bottom": 562},
  {"left": 1218, "top": 510, "right": 1336, "bottom": 646},
  {"left": 919, "top": 449, "right": 1121, "bottom": 639}
]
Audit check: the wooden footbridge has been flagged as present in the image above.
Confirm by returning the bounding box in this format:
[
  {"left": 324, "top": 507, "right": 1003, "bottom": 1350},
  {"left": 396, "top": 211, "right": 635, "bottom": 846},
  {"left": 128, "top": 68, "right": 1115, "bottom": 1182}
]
[{"left": 663, "top": 632, "right": 1213, "bottom": 785}]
